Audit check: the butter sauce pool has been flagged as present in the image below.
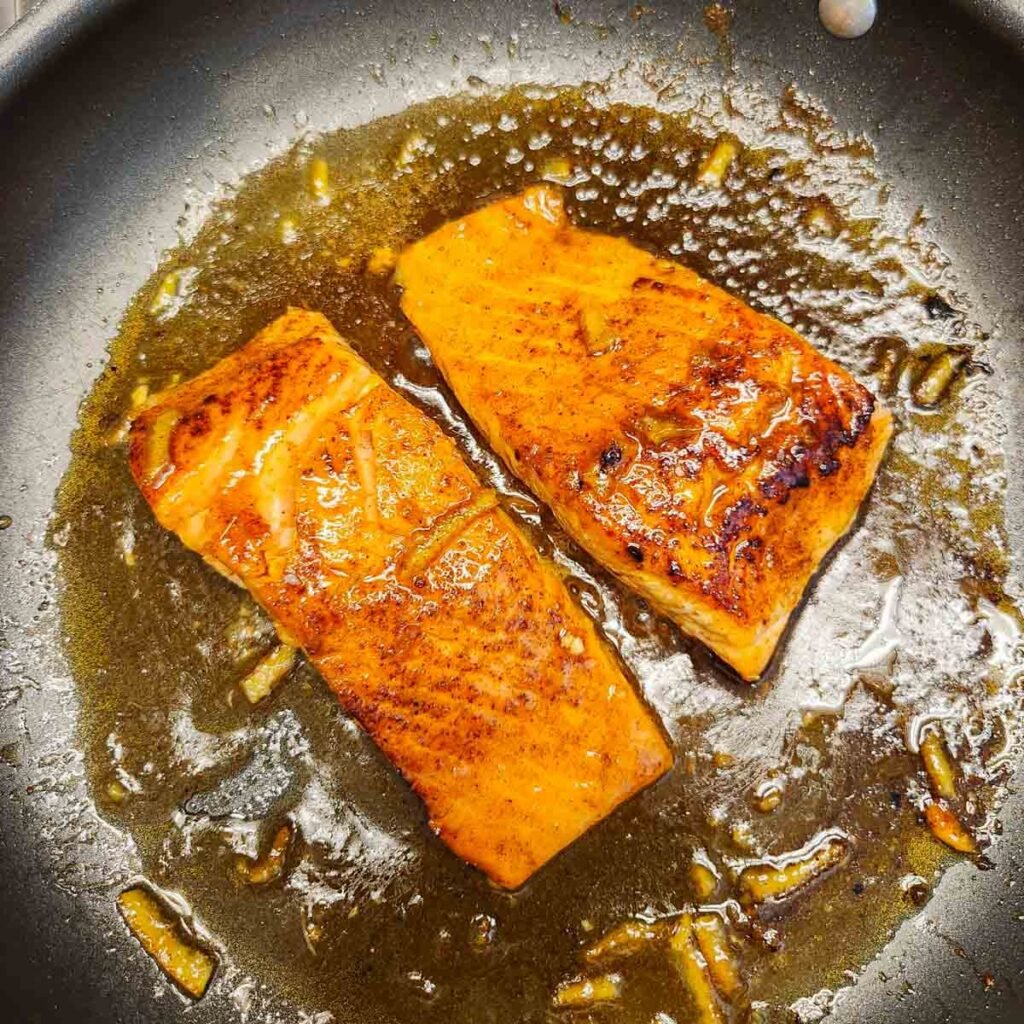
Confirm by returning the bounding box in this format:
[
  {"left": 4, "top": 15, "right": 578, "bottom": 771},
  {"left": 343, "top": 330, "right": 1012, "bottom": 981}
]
[{"left": 52, "top": 83, "right": 1021, "bottom": 1023}]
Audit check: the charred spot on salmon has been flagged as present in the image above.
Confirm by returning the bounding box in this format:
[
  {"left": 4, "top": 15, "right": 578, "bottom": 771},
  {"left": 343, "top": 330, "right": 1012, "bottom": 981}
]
[
  {"left": 599, "top": 443, "right": 623, "bottom": 472},
  {"left": 627, "top": 543, "right": 644, "bottom": 563},
  {"left": 716, "top": 497, "right": 767, "bottom": 547},
  {"left": 634, "top": 276, "right": 665, "bottom": 291},
  {"left": 759, "top": 402, "right": 873, "bottom": 503},
  {"left": 759, "top": 459, "right": 810, "bottom": 502}
]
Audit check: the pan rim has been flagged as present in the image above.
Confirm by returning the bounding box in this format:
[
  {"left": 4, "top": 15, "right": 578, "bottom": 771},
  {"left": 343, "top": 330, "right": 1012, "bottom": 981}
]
[{"left": 0, "top": 0, "right": 131, "bottom": 111}]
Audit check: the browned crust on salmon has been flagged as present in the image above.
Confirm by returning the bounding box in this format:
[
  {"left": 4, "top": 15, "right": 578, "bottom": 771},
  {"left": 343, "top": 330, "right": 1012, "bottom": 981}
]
[
  {"left": 396, "top": 186, "right": 893, "bottom": 680},
  {"left": 128, "top": 308, "right": 672, "bottom": 888}
]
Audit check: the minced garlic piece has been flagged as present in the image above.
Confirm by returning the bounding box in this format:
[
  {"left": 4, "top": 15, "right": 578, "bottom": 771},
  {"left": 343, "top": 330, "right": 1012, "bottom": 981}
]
[
  {"left": 236, "top": 823, "right": 293, "bottom": 884},
  {"left": 117, "top": 887, "right": 215, "bottom": 999},
  {"left": 239, "top": 644, "right": 297, "bottom": 704},
  {"left": 925, "top": 801, "right": 975, "bottom": 853},
  {"left": 696, "top": 137, "right": 740, "bottom": 187},
  {"left": 552, "top": 973, "right": 622, "bottom": 1009}
]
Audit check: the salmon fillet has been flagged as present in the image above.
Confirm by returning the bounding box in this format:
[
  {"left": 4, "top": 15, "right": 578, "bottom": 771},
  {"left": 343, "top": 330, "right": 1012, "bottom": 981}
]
[
  {"left": 128, "top": 309, "right": 671, "bottom": 888},
  {"left": 397, "top": 186, "right": 893, "bottom": 681}
]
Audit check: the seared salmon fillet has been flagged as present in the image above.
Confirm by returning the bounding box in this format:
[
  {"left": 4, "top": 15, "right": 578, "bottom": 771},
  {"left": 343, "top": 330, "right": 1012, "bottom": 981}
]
[
  {"left": 128, "top": 309, "right": 671, "bottom": 888},
  {"left": 397, "top": 186, "right": 893, "bottom": 680}
]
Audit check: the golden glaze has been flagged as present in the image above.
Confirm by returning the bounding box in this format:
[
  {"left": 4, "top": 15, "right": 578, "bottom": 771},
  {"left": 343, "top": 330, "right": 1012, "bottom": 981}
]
[
  {"left": 128, "top": 309, "right": 672, "bottom": 888},
  {"left": 397, "top": 187, "right": 893, "bottom": 679}
]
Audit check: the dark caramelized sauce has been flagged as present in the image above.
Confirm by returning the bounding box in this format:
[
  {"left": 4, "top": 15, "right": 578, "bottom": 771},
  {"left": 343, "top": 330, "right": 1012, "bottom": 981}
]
[{"left": 52, "top": 84, "right": 1021, "bottom": 1022}]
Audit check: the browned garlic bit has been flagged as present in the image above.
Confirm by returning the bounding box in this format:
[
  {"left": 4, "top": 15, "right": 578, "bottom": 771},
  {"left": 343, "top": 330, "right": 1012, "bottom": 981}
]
[
  {"left": 911, "top": 348, "right": 967, "bottom": 407},
  {"left": 582, "top": 918, "right": 669, "bottom": 967},
  {"left": 308, "top": 157, "right": 330, "bottom": 201},
  {"left": 301, "top": 904, "right": 327, "bottom": 956},
  {"left": 235, "top": 823, "right": 294, "bottom": 885},
  {"left": 224, "top": 601, "right": 271, "bottom": 662},
  {"left": 667, "top": 914, "right": 725, "bottom": 1024},
  {"left": 552, "top": 973, "right": 622, "bottom": 1009},
  {"left": 541, "top": 155, "right": 574, "bottom": 184},
  {"left": 149, "top": 270, "right": 181, "bottom": 317},
  {"left": 396, "top": 133, "right": 429, "bottom": 168},
  {"left": 106, "top": 779, "right": 129, "bottom": 803},
  {"left": 239, "top": 644, "right": 297, "bottom": 704},
  {"left": 924, "top": 801, "right": 976, "bottom": 854},
  {"left": 692, "top": 913, "right": 743, "bottom": 1002},
  {"left": 107, "top": 378, "right": 170, "bottom": 446},
  {"left": 573, "top": 903, "right": 745, "bottom": 1017},
  {"left": 117, "top": 887, "right": 216, "bottom": 999},
  {"left": 738, "top": 833, "right": 850, "bottom": 906},
  {"left": 696, "top": 136, "right": 740, "bottom": 187},
  {"left": 638, "top": 410, "right": 701, "bottom": 447},
  {"left": 278, "top": 216, "right": 298, "bottom": 244},
  {"left": 689, "top": 854, "right": 720, "bottom": 902},
  {"left": 753, "top": 780, "right": 784, "bottom": 814},
  {"left": 578, "top": 306, "right": 622, "bottom": 356},
  {"left": 920, "top": 728, "right": 957, "bottom": 800},
  {"left": 803, "top": 202, "right": 839, "bottom": 237},
  {"left": 872, "top": 338, "right": 909, "bottom": 394}
]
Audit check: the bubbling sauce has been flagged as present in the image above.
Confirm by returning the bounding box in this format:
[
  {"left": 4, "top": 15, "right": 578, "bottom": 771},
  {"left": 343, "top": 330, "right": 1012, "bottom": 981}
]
[{"left": 53, "top": 82, "right": 1021, "bottom": 1023}]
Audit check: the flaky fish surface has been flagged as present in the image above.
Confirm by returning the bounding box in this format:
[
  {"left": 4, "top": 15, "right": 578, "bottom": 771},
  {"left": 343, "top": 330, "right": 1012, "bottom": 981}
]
[
  {"left": 397, "top": 187, "right": 892, "bottom": 680},
  {"left": 129, "top": 308, "right": 672, "bottom": 888}
]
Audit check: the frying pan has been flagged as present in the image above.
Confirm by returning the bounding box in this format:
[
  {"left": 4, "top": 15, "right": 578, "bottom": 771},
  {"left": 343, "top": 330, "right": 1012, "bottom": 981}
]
[{"left": 1, "top": 1, "right": 1023, "bottom": 1021}]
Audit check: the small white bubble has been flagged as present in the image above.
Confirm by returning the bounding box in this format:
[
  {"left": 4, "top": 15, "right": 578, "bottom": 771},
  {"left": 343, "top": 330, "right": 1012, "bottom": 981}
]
[
  {"left": 603, "top": 139, "right": 624, "bottom": 161},
  {"left": 407, "top": 971, "right": 437, "bottom": 998}
]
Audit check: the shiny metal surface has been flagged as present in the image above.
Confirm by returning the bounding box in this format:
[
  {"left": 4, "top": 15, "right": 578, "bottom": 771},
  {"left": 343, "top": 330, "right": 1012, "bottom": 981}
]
[{"left": 1, "top": 1, "right": 38, "bottom": 33}]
